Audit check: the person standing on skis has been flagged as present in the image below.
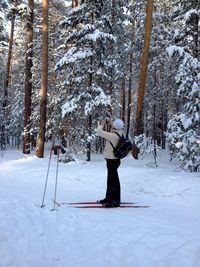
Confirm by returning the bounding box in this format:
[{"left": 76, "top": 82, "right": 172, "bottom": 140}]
[{"left": 95, "top": 118, "right": 124, "bottom": 208}]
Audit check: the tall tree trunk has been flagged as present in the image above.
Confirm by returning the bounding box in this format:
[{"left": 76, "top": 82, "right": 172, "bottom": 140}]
[
  {"left": 72, "top": 0, "right": 78, "bottom": 7},
  {"left": 3, "top": 1, "right": 16, "bottom": 108},
  {"left": 159, "top": 63, "right": 166, "bottom": 149},
  {"left": 191, "top": 1, "right": 199, "bottom": 59},
  {"left": 126, "top": 52, "right": 133, "bottom": 138},
  {"left": 108, "top": 0, "right": 117, "bottom": 115},
  {"left": 1, "top": 0, "right": 16, "bottom": 148},
  {"left": 120, "top": 78, "right": 126, "bottom": 123},
  {"left": 132, "top": 0, "right": 154, "bottom": 159},
  {"left": 23, "top": 0, "right": 34, "bottom": 154},
  {"left": 86, "top": 10, "right": 95, "bottom": 161},
  {"left": 86, "top": 65, "right": 93, "bottom": 161},
  {"left": 192, "top": 15, "right": 199, "bottom": 59},
  {"left": 36, "top": 0, "right": 49, "bottom": 158},
  {"left": 86, "top": 114, "right": 92, "bottom": 161},
  {"left": 161, "top": 98, "right": 166, "bottom": 149}
]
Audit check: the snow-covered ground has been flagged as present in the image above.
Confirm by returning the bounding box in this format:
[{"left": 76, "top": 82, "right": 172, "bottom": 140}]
[{"left": 0, "top": 147, "right": 200, "bottom": 267}]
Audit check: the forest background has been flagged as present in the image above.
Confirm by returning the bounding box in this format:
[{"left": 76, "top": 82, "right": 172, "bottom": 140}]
[{"left": 0, "top": 0, "right": 199, "bottom": 172}]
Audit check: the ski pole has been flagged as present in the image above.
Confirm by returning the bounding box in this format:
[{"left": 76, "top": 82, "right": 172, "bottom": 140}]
[
  {"left": 52, "top": 145, "right": 60, "bottom": 211},
  {"left": 41, "top": 141, "right": 54, "bottom": 208}
]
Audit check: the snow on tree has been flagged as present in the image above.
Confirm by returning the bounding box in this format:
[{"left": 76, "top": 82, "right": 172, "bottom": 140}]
[
  {"left": 8, "top": 9, "right": 27, "bottom": 147},
  {"left": 166, "top": 47, "right": 200, "bottom": 172},
  {"left": 166, "top": 0, "right": 200, "bottom": 172},
  {"left": 142, "top": 1, "right": 173, "bottom": 149},
  {"left": 0, "top": 0, "right": 9, "bottom": 149},
  {"left": 55, "top": 1, "right": 118, "bottom": 157},
  {"left": 172, "top": 0, "right": 200, "bottom": 58}
]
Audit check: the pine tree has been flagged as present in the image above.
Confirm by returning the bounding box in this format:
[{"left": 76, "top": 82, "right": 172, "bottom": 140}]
[
  {"left": 167, "top": 47, "right": 200, "bottom": 171},
  {"left": 0, "top": 0, "right": 18, "bottom": 149},
  {"left": 36, "top": 0, "right": 49, "bottom": 158},
  {"left": 132, "top": 0, "right": 154, "bottom": 159},
  {"left": 166, "top": 0, "right": 200, "bottom": 171},
  {"left": 0, "top": 0, "right": 9, "bottom": 149},
  {"left": 142, "top": 1, "right": 173, "bottom": 149},
  {"left": 8, "top": 4, "right": 27, "bottom": 147},
  {"left": 172, "top": 0, "right": 200, "bottom": 59},
  {"left": 44, "top": 0, "right": 68, "bottom": 140},
  {"left": 55, "top": 1, "right": 115, "bottom": 158},
  {"left": 23, "top": 0, "right": 34, "bottom": 154}
]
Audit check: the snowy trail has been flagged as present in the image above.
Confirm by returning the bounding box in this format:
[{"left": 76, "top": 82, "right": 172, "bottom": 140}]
[{"left": 0, "top": 150, "right": 200, "bottom": 267}]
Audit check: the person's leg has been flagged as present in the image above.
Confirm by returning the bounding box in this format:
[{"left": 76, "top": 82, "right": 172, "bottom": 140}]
[
  {"left": 99, "top": 159, "right": 112, "bottom": 204},
  {"left": 111, "top": 159, "right": 121, "bottom": 203},
  {"left": 105, "top": 159, "right": 112, "bottom": 201},
  {"left": 105, "top": 159, "right": 121, "bottom": 203}
]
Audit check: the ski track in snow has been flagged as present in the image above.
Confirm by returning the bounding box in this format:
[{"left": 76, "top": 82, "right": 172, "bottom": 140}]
[{"left": 0, "top": 150, "right": 200, "bottom": 267}]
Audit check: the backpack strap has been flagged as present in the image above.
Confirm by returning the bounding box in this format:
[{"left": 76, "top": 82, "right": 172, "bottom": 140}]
[
  {"left": 114, "top": 132, "right": 122, "bottom": 138},
  {"left": 109, "top": 132, "right": 122, "bottom": 149}
]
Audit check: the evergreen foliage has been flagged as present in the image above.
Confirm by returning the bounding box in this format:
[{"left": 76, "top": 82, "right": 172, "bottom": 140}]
[
  {"left": 167, "top": 48, "right": 200, "bottom": 172},
  {"left": 0, "top": 0, "right": 10, "bottom": 149},
  {"left": 55, "top": 1, "right": 116, "bottom": 149},
  {"left": 166, "top": 0, "right": 200, "bottom": 171},
  {"left": 1, "top": 0, "right": 199, "bottom": 170}
]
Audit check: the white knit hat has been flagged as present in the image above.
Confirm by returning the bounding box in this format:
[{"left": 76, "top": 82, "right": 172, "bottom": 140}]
[{"left": 113, "top": 119, "right": 124, "bottom": 129}]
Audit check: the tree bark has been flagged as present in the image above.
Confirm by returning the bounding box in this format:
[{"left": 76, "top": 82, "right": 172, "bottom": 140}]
[
  {"left": 86, "top": 9, "right": 94, "bottom": 161},
  {"left": 3, "top": 1, "right": 16, "bottom": 108},
  {"left": 108, "top": 0, "right": 117, "bottom": 115},
  {"left": 23, "top": 0, "right": 34, "bottom": 154},
  {"left": 36, "top": 0, "right": 49, "bottom": 158},
  {"left": 1, "top": 0, "right": 16, "bottom": 149},
  {"left": 120, "top": 78, "right": 126, "bottom": 123},
  {"left": 72, "top": 0, "right": 78, "bottom": 8},
  {"left": 126, "top": 52, "right": 133, "bottom": 138},
  {"left": 132, "top": 0, "right": 154, "bottom": 159},
  {"left": 191, "top": 1, "right": 199, "bottom": 59},
  {"left": 86, "top": 114, "right": 92, "bottom": 161},
  {"left": 192, "top": 15, "right": 199, "bottom": 59}
]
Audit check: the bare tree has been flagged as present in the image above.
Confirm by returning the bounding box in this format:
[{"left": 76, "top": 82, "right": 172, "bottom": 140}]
[
  {"left": 23, "top": 0, "right": 34, "bottom": 154},
  {"left": 132, "top": 0, "right": 154, "bottom": 159},
  {"left": 36, "top": 0, "right": 49, "bottom": 158}
]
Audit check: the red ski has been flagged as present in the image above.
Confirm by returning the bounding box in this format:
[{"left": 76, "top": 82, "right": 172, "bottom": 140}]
[
  {"left": 52, "top": 200, "right": 149, "bottom": 209},
  {"left": 72, "top": 205, "right": 149, "bottom": 209},
  {"left": 65, "top": 201, "right": 135, "bottom": 205}
]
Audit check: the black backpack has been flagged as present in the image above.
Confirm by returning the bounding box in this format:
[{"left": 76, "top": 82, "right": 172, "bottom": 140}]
[{"left": 110, "top": 133, "right": 132, "bottom": 159}]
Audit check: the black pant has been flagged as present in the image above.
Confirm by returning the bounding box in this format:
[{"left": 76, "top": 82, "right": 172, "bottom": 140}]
[{"left": 105, "top": 159, "right": 121, "bottom": 203}]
